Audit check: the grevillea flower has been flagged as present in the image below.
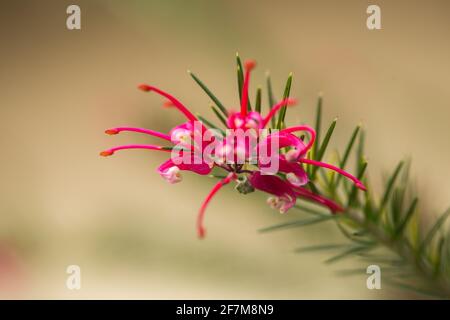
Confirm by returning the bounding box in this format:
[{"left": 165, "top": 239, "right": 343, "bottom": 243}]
[{"left": 101, "top": 58, "right": 366, "bottom": 238}]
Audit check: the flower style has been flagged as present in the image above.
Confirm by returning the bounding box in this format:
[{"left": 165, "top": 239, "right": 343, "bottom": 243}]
[{"left": 100, "top": 58, "right": 366, "bottom": 238}]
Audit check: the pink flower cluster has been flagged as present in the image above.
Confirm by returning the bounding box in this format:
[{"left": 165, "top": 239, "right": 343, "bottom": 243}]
[{"left": 101, "top": 60, "right": 366, "bottom": 238}]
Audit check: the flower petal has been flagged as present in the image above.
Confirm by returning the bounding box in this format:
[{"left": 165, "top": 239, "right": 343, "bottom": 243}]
[
  {"left": 258, "top": 132, "right": 307, "bottom": 157},
  {"left": 249, "top": 172, "right": 297, "bottom": 213},
  {"left": 279, "top": 156, "right": 309, "bottom": 186},
  {"left": 157, "top": 156, "right": 212, "bottom": 178}
]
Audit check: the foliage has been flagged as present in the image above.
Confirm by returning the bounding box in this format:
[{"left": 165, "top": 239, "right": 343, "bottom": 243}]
[{"left": 191, "top": 54, "right": 450, "bottom": 298}]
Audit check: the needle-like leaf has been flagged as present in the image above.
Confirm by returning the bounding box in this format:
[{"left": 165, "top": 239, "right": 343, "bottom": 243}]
[
  {"left": 259, "top": 215, "right": 335, "bottom": 233},
  {"left": 295, "top": 244, "right": 347, "bottom": 253},
  {"left": 379, "top": 161, "right": 404, "bottom": 214},
  {"left": 347, "top": 160, "right": 368, "bottom": 207},
  {"left": 311, "top": 118, "right": 337, "bottom": 179},
  {"left": 419, "top": 207, "right": 450, "bottom": 256},
  {"left": 255, "top": 87, "right": 262, "bottom": 113},
  {"left": 189, "top": 71, "right": 228, "bottom": 117},
  {"left": 197, "top": 115, "right": 225, "bottom": 136},
  {"left": 313, "top": 95, "right": 322, "bottom": 161},
  {"left": 266, "top": 72, "right": 277, "bottom": 128},
  {"left": 356, "top": 129, "right": 365, "bottom": 172},
  {"left": 236, "top": 53, "right": 244, "bottom": 103},
  {"left": 325, "top": 244, "right": 374, "bottom": 264},
  {"left": 335, "top": 125, "right": 360, "bottom": 188},
  {"left": 211, "top": 105, "right": 228, "bottom": 127},
  {"left": 236, "top": 53, "right": 251, "bottom": 111},
  {"left": 395, "top": 197, "right": 418, "bottom": 237},
  {"left": 276, "top": 73, "right": 293, "bottom": 129}
]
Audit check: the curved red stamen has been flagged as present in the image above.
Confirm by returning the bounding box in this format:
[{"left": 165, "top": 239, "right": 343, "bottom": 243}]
[
  {"left": 240, "top": 60, "right": 256, "bottom": 117},
  {"left": 99, "top": 144, "right": 172, "bottom": 157},
  {"left": 299, "top": 158, "right": 366, "bottom": 190},
  {"left": 138, "top": 84, "right": 198, "bottom": 122},
  {"left": 105, "top": 127, "right": 171, "bottom": 141},
  {"left": 197, "top": 173, "right": 236, "bottom": 239},
  {"left": 262, "top": 98, "right": 297, "bottom": 127},
  {"left": 280, "top": 125, "right": 316, "bottom": 155}
]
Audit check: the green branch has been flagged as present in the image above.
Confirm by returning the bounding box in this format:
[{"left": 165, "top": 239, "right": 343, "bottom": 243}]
[{"left": 262, "top": 100, "right": 450, "bottom": 298}]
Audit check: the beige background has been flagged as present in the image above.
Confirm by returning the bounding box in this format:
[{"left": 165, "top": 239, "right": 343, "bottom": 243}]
[{"left": 0, "top": 0, "right": 449, "bottom": 299}]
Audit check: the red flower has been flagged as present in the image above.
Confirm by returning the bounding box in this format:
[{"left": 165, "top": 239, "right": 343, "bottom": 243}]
[{"left": 101, "top": 58, "right": 365, "bottom": 238}]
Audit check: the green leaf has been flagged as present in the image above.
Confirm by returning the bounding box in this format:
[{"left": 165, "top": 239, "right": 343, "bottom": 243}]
[
  {"left": 433, "top": 237, "right": 445, "bottom": 276},
  {"left": 306, "top": 180, "right": 320, "bottom": 195},
  {"left": 276, "top": 73, "right": 293, "bottom": 129},
  {"left": 379, "top": 161, "right": 404, "bottom": 214},
  {"left": 325, "top": 244, "right": 374, "bottom": 264},
  {"left": 255, "top": 87, "right": 262, "bottom": 113},
  {"left": 266, "top": 72, "right": 277, "bottom": 128},
  {"left": 259, "top": 215, "right": 335, "bottom": 233},
  {"left": 356, "top": 129, "right": 365, "bottom": 172},
  {"left": 363, "top": 185, "right": 377, "bottom": 219},
  {"left": 236, "top": 53, "right": 251, "bottom": 111},
  {"left": 395, "top": 197, "right": 418, "bottom": 237},
  {"left": 335, "top": 219, "right": 374, "bottom": 245},
  {"left": 189, "top": 71, "right": 228, "bottom": 117},
  {"left": 311, "top": 118, "right": 337, "bottom": 179},
  {"left": 388, "top": 162, "right": 411, "bottom": 230},
  {"left": 335, "top": 125, "right": 360, "bottom": 187},
  {"left": 316, "top": 118, "right": 337, "bottom": 161},
  {"left": 211, "top": 105, "right": 228, "bottom": 127},
  {"left": 419, "top": 207, "right": 450, "bottom": 256},
  {"left": 161, "top": 146, "right": 190, "bottom": 152},
  {"left": 438, "top": 235, "right": 450, "bottom": 276},
  {"left": 386, "top": 188, "right": 402, "bottom": 233},
  {"left": 347, "top": 160, "right": 368, "bottom": 207},
  {"left": 312, "top": 95, "right": 322, "bottom": 161},
  {"left": 295, "top": 244, "right": 347, "bottom": 253},
  {"left": 196, "top": 115, "right": 225, "bottom": 136},
  {"left": 236, "top": 53, "right": 244, "bottom": 102}
]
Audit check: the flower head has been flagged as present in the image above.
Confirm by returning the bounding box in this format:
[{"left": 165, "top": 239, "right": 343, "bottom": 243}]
[{"left": 101, "top": 56, "right": 366, "bottom": 238}]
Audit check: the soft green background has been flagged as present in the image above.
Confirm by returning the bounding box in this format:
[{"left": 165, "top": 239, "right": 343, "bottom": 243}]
[{"left": 1, "top": 0, "right": 449, "bottom": 298}]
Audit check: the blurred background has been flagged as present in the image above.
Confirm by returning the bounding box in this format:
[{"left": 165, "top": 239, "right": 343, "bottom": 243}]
[{"left": 1, "top": 0, "right": 449, "bottom": 299}]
